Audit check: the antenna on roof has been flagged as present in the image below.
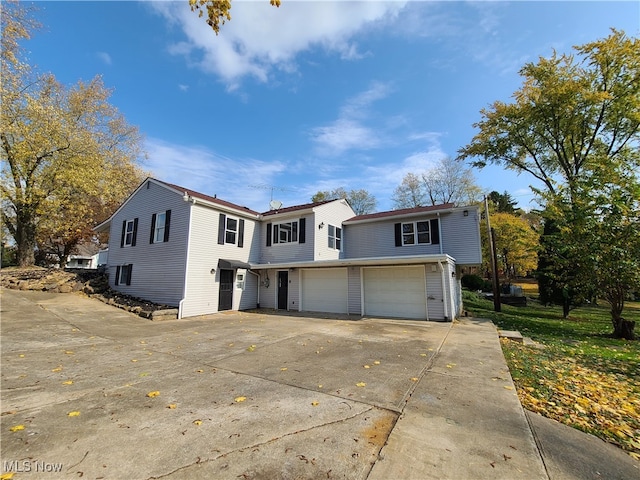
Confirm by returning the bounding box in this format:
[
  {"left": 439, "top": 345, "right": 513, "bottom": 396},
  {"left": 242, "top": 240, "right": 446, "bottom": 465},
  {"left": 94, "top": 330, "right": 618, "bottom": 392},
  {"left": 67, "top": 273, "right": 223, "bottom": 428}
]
[
  {"left": 269, "top": 200, "right": 283, "bottom": 210},
  {"left": 250, "top": 183, "right": 297, "bottom": 209}
]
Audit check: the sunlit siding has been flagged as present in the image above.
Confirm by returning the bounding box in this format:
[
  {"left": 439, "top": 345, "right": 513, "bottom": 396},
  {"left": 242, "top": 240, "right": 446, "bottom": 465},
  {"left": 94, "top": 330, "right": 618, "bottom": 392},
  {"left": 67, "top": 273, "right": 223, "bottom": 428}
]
[
  {"left": 348, "top": 267, "right": 362, "bottom": 315},
  {"left": 260, "top": 213, "right": 315, "bottom": 263},
  {"left": 312, "top": 200, "right": 354, "bottom": 261},
  {"left": 181, "top": 204, "right": 259, "bottom": 318},
  {"left": 107, "top": 180, "right": 189, "bottom": 306},
  {"left": 441, "top": 208, "right": 482, "bottom": 265}
]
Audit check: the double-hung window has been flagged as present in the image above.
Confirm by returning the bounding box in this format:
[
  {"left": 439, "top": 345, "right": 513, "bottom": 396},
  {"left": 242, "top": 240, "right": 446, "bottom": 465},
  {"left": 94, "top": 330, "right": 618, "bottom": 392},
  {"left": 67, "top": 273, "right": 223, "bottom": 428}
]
[
  {"left": 225, "top": 217, "right": 238, "bottom": 244},
  {"left": 402, "top": 221, "right": 431, "bottom": 245},
  {"left": 115, "top": 264, "right": 132, "bottom": 286},
  {"left": 121, "top": 218, "right": 138, "bottom": 247},
  {"left": 328, "top": 225, "right": 341, "bottom": 250},
  {"left": 273, "top": 221, "right": 298, "bottom": 244},
  {"left": 217, "top": 213, "right": 245, "bottom": 247},
  {"left": 150, "top": 210, "right": 171, "bottom": 244}
]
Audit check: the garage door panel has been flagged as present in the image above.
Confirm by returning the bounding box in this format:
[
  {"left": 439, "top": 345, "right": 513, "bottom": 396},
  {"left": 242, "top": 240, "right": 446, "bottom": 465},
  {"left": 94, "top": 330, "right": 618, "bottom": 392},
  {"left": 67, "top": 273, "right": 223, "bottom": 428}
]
[
  {"left": 364, "top": 267, "right": 427, "bottom": 319},
  {"left": 302, "top": 269, "right": 348, "bottom": 314}
]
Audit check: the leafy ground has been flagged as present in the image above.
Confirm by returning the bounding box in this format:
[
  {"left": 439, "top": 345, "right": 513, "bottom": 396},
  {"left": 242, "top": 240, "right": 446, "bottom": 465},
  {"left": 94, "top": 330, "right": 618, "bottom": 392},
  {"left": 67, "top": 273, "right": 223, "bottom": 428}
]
[{"left": 463, "top": 287, "right": 640, "bottom": 459}]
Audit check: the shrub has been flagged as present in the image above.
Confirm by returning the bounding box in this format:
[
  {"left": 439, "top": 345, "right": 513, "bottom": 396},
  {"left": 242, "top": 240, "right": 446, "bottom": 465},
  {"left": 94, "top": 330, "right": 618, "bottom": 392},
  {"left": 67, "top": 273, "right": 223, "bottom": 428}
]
[{"left": 461, "top": 274, "right": 485, "bottom": 291}]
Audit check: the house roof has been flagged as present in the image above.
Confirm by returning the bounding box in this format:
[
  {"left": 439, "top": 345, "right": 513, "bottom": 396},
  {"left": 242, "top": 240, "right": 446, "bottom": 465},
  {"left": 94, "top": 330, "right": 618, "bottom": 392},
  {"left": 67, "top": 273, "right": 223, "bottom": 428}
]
[
  {"left": 260, "top": 199, "right": 336, "bottom": 217},
  {"left": 157, "top": 179, "right": 260, "bottom": 216},
  {"left": 344, "top": 203, "right": 456, "bottom": 224}
]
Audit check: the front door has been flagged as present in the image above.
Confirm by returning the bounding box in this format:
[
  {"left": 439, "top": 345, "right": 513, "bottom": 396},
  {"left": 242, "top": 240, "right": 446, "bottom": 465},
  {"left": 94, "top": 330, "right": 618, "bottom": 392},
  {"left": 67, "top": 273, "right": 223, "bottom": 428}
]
[
  {"left": 277, "top": 271, "right": 288, "bottom": 310},
  {"left": 219, "top": 269, "right": 234, "bottom": 311}
]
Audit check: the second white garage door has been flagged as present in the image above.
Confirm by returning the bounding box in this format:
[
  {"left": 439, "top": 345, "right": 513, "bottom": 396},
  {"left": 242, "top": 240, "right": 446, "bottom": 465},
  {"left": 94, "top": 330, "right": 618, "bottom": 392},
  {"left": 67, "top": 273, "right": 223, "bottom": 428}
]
[
  {"left": 363, "top": 266, "right": 427, "bottom": 319},
  {"left": 301, "top": 268, "right": 348, "bottom": 314}
]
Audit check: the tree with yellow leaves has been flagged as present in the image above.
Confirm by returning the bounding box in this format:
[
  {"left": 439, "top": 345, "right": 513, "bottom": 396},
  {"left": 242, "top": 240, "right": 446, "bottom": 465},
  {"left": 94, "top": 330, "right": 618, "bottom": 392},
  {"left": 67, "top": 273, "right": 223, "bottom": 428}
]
[
  {"left": 190, "top": 0, "right": 281, "bottom": 34},
  {"left": 1, "top": 1, "right": 146, "bottom": 267}
]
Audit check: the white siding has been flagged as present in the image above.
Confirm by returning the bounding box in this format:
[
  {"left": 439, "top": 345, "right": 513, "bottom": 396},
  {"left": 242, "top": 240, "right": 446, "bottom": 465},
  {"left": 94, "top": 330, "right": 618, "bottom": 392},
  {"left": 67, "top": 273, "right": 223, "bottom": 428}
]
[
  {"left": 181, "top": 204, "right": 260, "bottom": 318},
  {"left": 107, "top": 180, "right": 190, "bottom": 306},
  {"left": 312, "top": 200, "right": 354, "bottom": 261}
]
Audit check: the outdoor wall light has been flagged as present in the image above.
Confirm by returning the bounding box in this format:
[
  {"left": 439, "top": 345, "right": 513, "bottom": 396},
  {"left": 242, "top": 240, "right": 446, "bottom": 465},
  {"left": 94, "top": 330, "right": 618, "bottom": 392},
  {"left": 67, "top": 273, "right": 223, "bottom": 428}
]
[
  {"left": 210, "top": 268, "right": 216, "bottom": 275},
  {"left": 452, "top": 271, "right": 456, "bottom": 277},
  {"left": 463, "top": 210, "right": 469, "bottom": 216},
  {"left": 318, "top": 222, "right": 325, "bottom": 229}
]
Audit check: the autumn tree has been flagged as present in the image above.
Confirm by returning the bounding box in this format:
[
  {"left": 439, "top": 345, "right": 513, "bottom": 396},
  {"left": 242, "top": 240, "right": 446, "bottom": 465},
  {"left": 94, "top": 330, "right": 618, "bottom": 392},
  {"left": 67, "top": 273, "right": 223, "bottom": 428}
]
[
  {"left": 1, "top": 2, "right": 145, "bottom": 267},
  {"left": 311, "top": 187, "right": 377, "bottom": 215},
  {"left": 391, "top": 173, "right": 426, "bottom": 209},
  {"left": 458, "top": 30, "right": 640, "bottom": 338},
  {"left": 190, "top": 0, "right": 281, "bottom": 34},
  {"left": 480, "top": 212, "right": 539, "bottom": 282},
  {"left": 392, "top": 157, "right": 484, "bottom": 209}
]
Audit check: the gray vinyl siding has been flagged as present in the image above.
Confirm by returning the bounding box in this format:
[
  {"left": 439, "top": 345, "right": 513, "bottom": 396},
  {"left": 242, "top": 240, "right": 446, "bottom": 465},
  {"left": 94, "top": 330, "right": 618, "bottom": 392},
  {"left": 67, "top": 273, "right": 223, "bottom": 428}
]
[
  {"left": 440, "top": 208, "right": 482, "bottom": 265},
  {"left": 343, "top": 219, "right": 442, "bottom": 259},
  {"left": 260, "top": 213, "right": 314, "bottom": 263},
  {"left": 107, "top": 180, "right": 189, "bottom": 306},
  {"left": 348, "top": 267, "right": 362, "bottom": 315},
  {"left": 181, "top": 204, "right": 260, "bottom": 318},
  {"left": 426, "top": 266, "right": 445, "bottom": 320},
  {"left": 288, "top": 269, "right": 299, "bottom": 310}
]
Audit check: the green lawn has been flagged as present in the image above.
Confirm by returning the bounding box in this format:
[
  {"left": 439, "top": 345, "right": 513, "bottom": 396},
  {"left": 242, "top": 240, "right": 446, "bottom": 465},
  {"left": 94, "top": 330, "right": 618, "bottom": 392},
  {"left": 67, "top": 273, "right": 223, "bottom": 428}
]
[{"left": 463, "top": 291, "right": 640, "bottom": 459}]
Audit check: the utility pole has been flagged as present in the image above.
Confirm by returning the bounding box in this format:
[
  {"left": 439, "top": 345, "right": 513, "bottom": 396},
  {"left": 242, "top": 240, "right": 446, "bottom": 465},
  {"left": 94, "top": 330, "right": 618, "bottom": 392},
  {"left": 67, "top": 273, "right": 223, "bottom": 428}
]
[{"left": 484, "top": 196, "right": 501, "bottom": 312}]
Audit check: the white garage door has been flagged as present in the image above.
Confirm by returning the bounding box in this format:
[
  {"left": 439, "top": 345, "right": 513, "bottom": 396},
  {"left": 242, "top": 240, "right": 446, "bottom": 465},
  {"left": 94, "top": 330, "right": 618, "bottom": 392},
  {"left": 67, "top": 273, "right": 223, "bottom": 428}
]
[
  {"left": 301, "top": 268, "right": 348, "bottom": 314},
  {"left": 363, "top": 266, "right": 427, "bottom": 319}
]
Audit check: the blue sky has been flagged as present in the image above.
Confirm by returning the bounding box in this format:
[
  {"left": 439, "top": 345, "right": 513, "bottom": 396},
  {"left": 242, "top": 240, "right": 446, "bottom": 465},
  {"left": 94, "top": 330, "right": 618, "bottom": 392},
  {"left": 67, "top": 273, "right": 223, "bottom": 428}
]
[{"left": 25, "top": 1, "right": 639, "bottom": 212}]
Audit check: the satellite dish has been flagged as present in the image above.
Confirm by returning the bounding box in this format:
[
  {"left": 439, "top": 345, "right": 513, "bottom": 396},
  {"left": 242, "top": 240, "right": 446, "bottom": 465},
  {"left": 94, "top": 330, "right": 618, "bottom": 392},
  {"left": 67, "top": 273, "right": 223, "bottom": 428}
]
[{"left": 269, "top": 200, "right": 283, "bottom": 210}]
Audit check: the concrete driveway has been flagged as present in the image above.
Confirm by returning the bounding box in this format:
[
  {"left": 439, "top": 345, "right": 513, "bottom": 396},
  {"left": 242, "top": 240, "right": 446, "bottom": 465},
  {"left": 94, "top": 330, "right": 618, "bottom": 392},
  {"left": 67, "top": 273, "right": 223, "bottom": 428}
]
[{"left": 1, "top": 289, "right": 451, "bottom": 479}]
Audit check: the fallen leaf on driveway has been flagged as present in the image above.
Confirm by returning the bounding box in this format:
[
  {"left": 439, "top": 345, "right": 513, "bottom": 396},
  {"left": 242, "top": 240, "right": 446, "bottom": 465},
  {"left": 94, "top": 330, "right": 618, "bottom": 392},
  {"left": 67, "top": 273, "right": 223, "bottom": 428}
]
[
  {"left": 9, "top": 425, "right": 25, "bottom": 432},
  {"left": 311, "top": 401, "right": 319, "bottom": 406},
  {"left": 410, "top": 377, "right": 419, "bottom": 382},
  {"left": 64, "top": 351, "right": 74, "bottom": 355},
  {"left": 373, "top": 361, "right": 381, "bottom": 365},
  {"left": 280, "top": 367, "right": 288, "bottom": 371},
  {"left": 67, "top": 411, "right": 80, "bottom": 417},
  {"left": 146, "top": 391, "right": 160, "bottom": 398},
  {"left": 446, "top": 363, "right": 456, "bottom": 368},
  {"left": 363, "top": 365, "right": 370, "bottom": 369},
  {"left": 246, "top": 345, "right": 256, "bottom": 352},
  {"left": 1, "top": 473, "right": 15, "bottom": 479},
  {"left": 62, "top": 380, "right": 73, "bottom": 385},
  {"left": 51, "top": 367, "right": 63, "bottom": 372},
  {"left": 193, "top": 419, "right": 202, "bottom": 425},
  {"left": 167, "top": 404, "right": 177, "bottom": 409},
  {"left": 234, "top": 396, "right": 247, "bottom": 403},
  {"left": 356, "top": 382, "right": 366, "bottom": 387},
  {"left": 503, "top": 386, "right": 514, "bottom": 390}
]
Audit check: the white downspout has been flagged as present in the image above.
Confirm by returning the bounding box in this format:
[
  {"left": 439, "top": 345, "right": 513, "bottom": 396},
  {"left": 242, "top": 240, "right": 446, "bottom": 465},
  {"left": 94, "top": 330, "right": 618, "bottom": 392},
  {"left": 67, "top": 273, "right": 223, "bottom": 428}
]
[
  {"left": 437, "top": 212, "right": 443, "bottom": 255},
  {"left": 179, "top": 195, "right": 194, "bottom": 319},
  {"left": 439, "top": 261, "right": 449, "bottom": 321},
  {"left": 248, "top": 270, "right": 260, "bottom": 307}
]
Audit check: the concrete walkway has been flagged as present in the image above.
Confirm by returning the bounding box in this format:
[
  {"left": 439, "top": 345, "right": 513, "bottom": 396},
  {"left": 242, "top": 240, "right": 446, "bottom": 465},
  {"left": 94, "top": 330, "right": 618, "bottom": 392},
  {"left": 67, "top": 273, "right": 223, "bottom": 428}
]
[{"left": 1, "top": 289, "right": 638, "bottom": 479}]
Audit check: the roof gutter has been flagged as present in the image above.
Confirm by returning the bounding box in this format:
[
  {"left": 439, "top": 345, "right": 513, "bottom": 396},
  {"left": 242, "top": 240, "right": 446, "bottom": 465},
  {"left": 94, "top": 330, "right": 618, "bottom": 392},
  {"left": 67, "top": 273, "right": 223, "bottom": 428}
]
[{"left": 249, "top": 254, "right": 454, "bottom": 271}]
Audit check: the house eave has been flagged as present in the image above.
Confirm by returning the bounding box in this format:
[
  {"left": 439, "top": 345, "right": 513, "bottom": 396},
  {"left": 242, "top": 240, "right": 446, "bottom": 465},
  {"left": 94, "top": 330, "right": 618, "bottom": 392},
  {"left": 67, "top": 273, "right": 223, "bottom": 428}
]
[{"left": 249, "top": 254, "right": 455, "bottom": 270}]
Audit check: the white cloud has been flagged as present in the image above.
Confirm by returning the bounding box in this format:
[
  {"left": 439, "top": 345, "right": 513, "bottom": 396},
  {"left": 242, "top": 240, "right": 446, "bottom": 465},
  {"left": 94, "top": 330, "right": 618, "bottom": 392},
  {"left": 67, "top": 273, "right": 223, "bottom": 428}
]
[
  {"left": 143, "top": 137, "right": 286, "bottom": 210},
  {"left": 149, "top": 1, "right": 406, "bottom": 86},
  {"left": 96, "top": 51, "right": 112, "bottom": 65},
  {"left": 309, "top": 81, "right": 392, "bottom": 155},
  {"left": 178, "top": 84, "right": 189, "bottom": 92}
]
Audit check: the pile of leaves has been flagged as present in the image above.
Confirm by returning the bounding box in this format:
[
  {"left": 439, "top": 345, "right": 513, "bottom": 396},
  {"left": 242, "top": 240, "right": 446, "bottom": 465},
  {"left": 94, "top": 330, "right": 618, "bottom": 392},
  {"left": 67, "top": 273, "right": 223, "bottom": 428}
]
[
  {"left": 463, "top": 290, "right": 640, "bottom": 459},
  {"left": 502, "top": 341, "right": 640, "bottom": 459}
]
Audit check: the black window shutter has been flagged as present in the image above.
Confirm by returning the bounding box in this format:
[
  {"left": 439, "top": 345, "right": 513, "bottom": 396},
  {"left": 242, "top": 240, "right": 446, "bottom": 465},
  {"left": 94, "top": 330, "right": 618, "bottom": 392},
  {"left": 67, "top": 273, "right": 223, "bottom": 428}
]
[
  {"left": 126, "top": 265, "right": 133, "bottom": 285},
  {"left": 299, "top": 218, "right": 306, "bottom": 244},
  {"left": 120, "top": 221, "right": 126, "bottom": 247},
  {"left": 394, "top": 223, "right": 402, "bottom": 247},
  {"left": 430, "top": 219, "right": 440, "bottom": 244},
  {"left": 115, "top": 266, "right": 121, "bottom": 285},
  {"left": 218, "top": 214, "right": 226, "bottom": 245},
  {"left": 131, "top": 218, "right": 138, "bottom": 246},
  {"left": 150, "top": 213, "right": 157, "bottom": 244},
  {"left": 266, "top": 223, "right": 272, "bottom": 247},
  {"left": 238, "top": 219, "right": 245, "bottom": 248},
  {"left": 164, "top": 210, "right": 171, "bottom": 242}
]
